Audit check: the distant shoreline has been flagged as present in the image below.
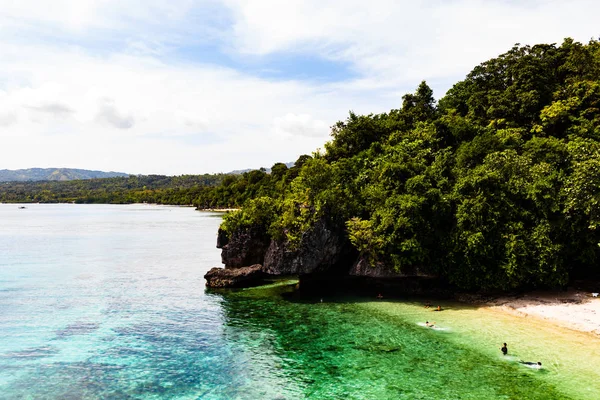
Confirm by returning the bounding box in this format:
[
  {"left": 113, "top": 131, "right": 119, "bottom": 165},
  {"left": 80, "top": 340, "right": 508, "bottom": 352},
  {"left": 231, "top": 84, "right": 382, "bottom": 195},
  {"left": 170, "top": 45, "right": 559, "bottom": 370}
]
[
  {"left": 0, "top": 202, "right": 240, "bottom": 212},
  {"left": 197, "top": 208, "right": 239, "bottom": 212},
  {"left": 0, "top": 202, "right": 197, "bottom": 208}
]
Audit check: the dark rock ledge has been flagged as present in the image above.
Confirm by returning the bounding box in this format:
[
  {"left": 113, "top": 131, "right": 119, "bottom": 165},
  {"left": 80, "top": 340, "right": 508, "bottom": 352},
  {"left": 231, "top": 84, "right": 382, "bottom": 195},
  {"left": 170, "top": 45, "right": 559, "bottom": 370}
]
[
  {"left": 204, "top": 264, "right": 266, "bottom": 288},
  {"left": 207, "top": 218, "right": 444, "bottom": 294}
]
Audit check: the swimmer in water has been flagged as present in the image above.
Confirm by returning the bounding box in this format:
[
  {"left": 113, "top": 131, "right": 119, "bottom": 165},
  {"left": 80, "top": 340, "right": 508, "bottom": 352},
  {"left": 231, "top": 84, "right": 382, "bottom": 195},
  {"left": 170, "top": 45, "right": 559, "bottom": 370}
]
[
  {"left": 425, "top": 321, "right": 436, "bottom": 327},
  {"left": 519, "top": 361, "right": 542, "bottom": 367},
  {"left": 500, "top": 343, "right": 508, "bottom": 355},
  {"left": 433, "top": 305, "right": 442, "bottom": 311},
  {"left": 377, "top": 293, "right": 384, "bottom": 299}
]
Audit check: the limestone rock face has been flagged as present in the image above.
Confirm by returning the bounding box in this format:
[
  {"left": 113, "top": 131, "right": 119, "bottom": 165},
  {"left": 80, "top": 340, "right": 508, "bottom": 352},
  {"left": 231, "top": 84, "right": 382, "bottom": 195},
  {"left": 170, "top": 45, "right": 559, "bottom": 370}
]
[
  {"left": 262, "top": 219, "right": 354, "bottom": 275},
  {"left": 349, "top": 258, "right": 404, "bottom": 278},
  {"left": 211, "top": 218, "right": 437, "bottom": 291},
  {"left": 216, "top": 228, "right": 229, "bottom": 248},
  {"left": 218, "top": 227, "right": 271, "bottom": 268},
  {"left": 204, "top": 264, "right": 265, "bottom": 288},
  {"left": 349, "top": 257, "right": 438, "bottom": 278}
]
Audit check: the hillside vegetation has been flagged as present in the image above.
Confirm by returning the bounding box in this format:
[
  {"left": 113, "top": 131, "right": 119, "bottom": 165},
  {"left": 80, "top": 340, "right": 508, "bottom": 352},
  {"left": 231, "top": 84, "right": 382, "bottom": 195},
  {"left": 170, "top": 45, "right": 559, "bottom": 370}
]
[
  {"left": 0, "top": 168, "right": 298, "bottom": 206},
  {"left": 0, "top": 168, "right": 128, "bottom": 182},
  {"left": 221, "top": 38, "right": 600, "bottom": 290},
  {"left": 0, "top": 175, "right": 223, "bottom": 204}
]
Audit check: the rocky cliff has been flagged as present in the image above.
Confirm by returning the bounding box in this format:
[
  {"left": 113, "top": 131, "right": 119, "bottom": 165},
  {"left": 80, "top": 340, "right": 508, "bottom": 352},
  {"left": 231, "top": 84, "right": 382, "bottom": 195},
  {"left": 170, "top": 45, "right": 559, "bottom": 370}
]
[
  {"left": 349, "top": 257, "right": 438, "bottom": 279},
  {"left": 217, "top": 227, "right": 271, "bottom": 268},
  {"left": 262, "top": 219, "right": 355, "bottom": 275},
  {"left": 208, "top": 218, "right": 438, "bottom": 289}
]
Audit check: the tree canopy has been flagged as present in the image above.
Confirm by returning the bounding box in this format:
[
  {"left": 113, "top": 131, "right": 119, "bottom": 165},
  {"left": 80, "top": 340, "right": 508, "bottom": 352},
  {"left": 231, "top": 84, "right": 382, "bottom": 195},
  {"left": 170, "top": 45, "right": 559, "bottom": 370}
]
[{"left": 222, "top": 38, "right": 600, "bottom": 290}]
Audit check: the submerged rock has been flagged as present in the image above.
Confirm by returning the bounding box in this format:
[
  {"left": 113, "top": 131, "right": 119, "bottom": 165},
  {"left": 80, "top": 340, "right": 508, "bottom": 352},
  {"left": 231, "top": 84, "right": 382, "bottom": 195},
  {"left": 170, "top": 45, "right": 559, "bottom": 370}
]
[{"left": 204, "top": 264, "right": 266, "bottom": 288}]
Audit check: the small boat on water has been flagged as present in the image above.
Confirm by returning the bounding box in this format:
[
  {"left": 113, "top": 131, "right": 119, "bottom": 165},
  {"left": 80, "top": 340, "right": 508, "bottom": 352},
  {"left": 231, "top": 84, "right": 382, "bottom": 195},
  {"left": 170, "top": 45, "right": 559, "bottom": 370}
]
[{"left": 18, "top": 206, "right": 26, "bottom": 209}]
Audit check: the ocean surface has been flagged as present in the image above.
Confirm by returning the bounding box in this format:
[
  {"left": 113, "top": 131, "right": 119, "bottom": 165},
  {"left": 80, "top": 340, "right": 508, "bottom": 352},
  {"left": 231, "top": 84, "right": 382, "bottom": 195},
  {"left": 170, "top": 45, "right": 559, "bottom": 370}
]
[{"left": 1, "top": 204, "right": 599, "bottom": 399}]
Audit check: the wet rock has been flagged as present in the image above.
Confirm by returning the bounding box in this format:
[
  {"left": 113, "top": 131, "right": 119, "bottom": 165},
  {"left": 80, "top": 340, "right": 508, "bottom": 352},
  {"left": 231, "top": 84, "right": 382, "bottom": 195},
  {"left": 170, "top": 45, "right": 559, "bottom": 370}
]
[{"left": 204, "top": 264, "right": 266, "bottom": 288}]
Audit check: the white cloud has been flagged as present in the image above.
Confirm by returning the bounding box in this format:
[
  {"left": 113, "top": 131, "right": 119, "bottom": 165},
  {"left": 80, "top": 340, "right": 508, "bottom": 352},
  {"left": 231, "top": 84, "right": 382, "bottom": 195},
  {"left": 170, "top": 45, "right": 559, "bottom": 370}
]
[
  {"left": 26, "top": 103, "right": 74, "bottom": 117},
  {"left": 0, "top": 0, "right": 598, "bottom": 174},
  {"left": 0, "top": 0, "right": 105, "bottom": 31},
  {"left": 0, "top": 112, "right": 17, "bottom": 126},
  {"left": 95, "top": 98, "right": 135, "bottom": 130},
  {"left": 224, "top": 0, "right": 600, "bottom": 87},
  {"left": 0, "top": 43, "right": 356, "bottom": 173},
  {"left": 273, "top": 113, "right": 329, "bottom": 138}
]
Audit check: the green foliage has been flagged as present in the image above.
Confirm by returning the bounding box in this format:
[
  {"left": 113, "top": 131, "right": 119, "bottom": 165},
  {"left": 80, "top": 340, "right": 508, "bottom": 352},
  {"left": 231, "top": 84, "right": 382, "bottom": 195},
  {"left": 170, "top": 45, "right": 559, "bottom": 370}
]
[
  {"left": 221, "top": 197, "right": 278, "bottom": 234},
  {"left": 0, "top": 174, "right": 224, "bottom": 205},
  {"left": 346, "top": 217, "right": 382, "bottom": 263},
  {"left": 0, "top": 162, "right": 296, "bottom": 210},
  {"left": 452, "top": 150, "right": 566, "bottom": 289},
  {"left": 221, "top": 38, "right": 600, "bottom": 290},
  {"left": 271, "top": 158, "right": 342, "bottom": 246}
]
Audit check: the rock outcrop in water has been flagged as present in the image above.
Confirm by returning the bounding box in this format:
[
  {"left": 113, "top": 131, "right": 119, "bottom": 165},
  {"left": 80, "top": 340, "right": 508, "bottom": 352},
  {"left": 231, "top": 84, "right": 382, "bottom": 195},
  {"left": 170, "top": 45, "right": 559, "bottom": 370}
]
[{"left": 204, "top": 264, "right": 265, "bottom": 288}]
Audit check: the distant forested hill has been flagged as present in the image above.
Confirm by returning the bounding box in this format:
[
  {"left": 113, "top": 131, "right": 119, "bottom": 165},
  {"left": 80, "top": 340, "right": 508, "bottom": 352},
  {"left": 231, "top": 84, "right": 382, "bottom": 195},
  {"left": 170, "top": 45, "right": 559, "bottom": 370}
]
[
  {"left": 0, "top": 166, "right": 297, "bottom": 206},
  {"left": 0, "top": 174, "right": 226, "bottom": 204},
  {"left": 0, "top": 168, "right": 128, "bottom": 182}
]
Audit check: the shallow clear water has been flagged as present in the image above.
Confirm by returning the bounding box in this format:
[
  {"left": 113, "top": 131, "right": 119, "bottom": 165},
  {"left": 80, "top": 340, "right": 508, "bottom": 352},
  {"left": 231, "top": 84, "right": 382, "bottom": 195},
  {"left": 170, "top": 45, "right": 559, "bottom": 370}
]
[{"left": 1, "top": 204, "right": 599, "bottom": 399}]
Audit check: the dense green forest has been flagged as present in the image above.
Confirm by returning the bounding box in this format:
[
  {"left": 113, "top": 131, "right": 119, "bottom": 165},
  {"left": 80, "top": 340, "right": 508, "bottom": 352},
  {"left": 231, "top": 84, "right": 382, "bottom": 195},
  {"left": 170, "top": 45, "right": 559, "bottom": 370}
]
[
  {"left": 0, "top": 168, "right": 300, "bottom": 206},
  {"left": 194, "top": 162, "right": 307, "bottom": 208},
  {"left": 221, "top": 38, "right": 600, "bottom": 290},
  {"left": 0, "top": 174, "right": 223, "bottom": 204}
]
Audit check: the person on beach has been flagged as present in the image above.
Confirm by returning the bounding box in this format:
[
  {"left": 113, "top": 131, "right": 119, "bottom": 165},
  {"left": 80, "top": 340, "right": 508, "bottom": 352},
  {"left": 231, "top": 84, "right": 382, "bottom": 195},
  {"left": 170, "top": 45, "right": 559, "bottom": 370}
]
[{"left": 501, "top": 343, "right": 508, "bottom": 355}]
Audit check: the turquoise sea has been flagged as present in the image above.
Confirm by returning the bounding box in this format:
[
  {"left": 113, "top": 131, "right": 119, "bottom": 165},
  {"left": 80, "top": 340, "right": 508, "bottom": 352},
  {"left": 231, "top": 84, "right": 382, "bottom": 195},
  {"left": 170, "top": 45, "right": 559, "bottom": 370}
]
[{"left": 1, "top": 204, "right": 599, "bottom": 399}]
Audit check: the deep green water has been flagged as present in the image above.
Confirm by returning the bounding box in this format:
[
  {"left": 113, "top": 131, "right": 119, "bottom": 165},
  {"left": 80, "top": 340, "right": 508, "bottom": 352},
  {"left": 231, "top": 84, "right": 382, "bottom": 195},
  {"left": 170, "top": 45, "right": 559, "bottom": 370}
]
[{"left": 1, "top": 204, "right": 599, "bottom": 399}]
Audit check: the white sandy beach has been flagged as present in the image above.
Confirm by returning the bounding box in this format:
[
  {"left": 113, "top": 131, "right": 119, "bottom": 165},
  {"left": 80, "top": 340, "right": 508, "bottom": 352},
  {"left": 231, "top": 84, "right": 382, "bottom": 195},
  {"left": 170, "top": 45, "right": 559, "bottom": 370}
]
[{"left": 485, "top": 290, "right": 600, "bottom": 336}]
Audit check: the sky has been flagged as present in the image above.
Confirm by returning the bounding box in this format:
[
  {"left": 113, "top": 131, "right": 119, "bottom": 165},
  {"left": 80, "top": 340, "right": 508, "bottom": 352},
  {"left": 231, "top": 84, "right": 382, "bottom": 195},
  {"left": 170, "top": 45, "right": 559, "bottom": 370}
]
[{"left": 0, "top": 0, "right": 599, "bottom": 175}]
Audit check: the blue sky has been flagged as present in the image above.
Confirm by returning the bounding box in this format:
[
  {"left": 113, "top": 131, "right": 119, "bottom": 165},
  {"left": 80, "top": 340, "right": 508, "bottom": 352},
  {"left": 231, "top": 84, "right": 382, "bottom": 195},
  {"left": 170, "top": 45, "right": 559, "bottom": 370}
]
[{"left": 0, "top": 0, "right": 599, "bottom": 174}]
